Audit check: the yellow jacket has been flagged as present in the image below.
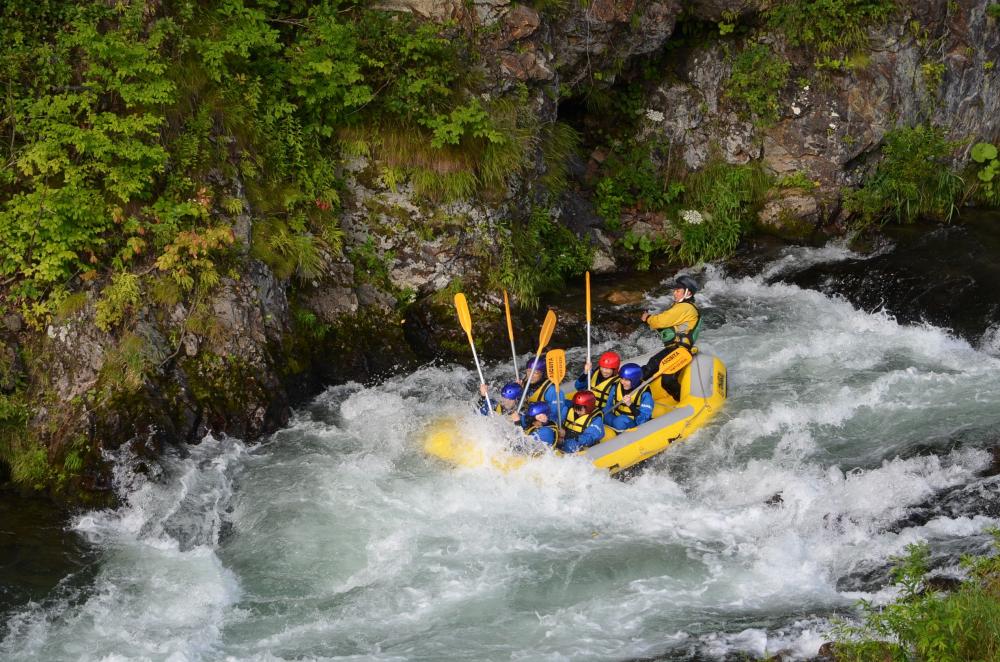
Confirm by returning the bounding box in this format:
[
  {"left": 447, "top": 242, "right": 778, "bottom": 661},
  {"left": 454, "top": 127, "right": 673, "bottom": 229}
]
[{"left": 646, "top": 301, "right": 699, "bottom": 336}]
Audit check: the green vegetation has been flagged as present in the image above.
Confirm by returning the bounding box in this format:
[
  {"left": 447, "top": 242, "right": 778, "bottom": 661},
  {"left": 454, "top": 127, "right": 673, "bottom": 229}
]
[
  {"left": 594, "top": 142, "right": 685, "bottom": 231},
  {"left": 844, "top": 124, "right": 964, "bottom": 231},
  {"left": 495, "top": 204, "right": 593, "bottom": 307},
  {"left": 0, "top": 1, "right": 532, "bottom": 326},
  {"left": 971, "top": 142, "right": 1000, "bottom": 206},
  {"left": 678, "top": 159, "right": 771, "bottom": 263},
  {"left": 724, "top": 43, "right": 790, "bottom": 125},
  {"left": 834, "top": 535, "right": 1000, "bottom": 661},
  {"left": 765, "top": 0, "right": 897, "bottom": 55},
  {"left": 988, "top": 4, "right": 1000, "bottom": 20}
]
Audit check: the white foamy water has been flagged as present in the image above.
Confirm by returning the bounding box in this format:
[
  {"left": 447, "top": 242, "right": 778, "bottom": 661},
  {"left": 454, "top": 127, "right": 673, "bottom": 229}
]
[{"left": 4, "top": 247, "right": 1000, "bottom": 661}]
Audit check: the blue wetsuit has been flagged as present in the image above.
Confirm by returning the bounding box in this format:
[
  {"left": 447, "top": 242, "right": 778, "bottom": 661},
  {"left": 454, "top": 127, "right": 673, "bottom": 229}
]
[{"left": 607, "top": 384, "right": 654, "bottom": 431}]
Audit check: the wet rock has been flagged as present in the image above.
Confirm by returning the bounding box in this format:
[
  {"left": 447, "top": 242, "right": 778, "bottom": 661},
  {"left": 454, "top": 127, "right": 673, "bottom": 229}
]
[
  {"left": 373, "top": 0, "right": 464, "bottom": 20},
  {"left": 815, "top": 642, "right": 839, "bottom": 661},
  {"left": 780, "top": 213, "right": 1000, "bottom": 343},
  {"left": 764, "top": 491, "right": 784, "bottom": 506},
  {"left": 504, "top": 4, "right": 540, "bottom": 42},
  {"left": 3, "top": 314, "right": 22, "bottom": 333},
  {"left": 605, "top": 290, "right": 645, "bottom": 305},
  {"left": 923, "top": 575, "right": 963, "bottom": 593},
  {"left": 0, "top": 340, "right": 24, "bottom": 394}
]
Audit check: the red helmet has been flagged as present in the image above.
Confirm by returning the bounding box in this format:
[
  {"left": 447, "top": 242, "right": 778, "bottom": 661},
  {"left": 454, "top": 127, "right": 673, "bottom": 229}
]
[
  {"left": 598, "top": 351, "right": 621, "bottom": 370},
  {"left": 572, "top": 390, "right": 597, "bottom": 413}
]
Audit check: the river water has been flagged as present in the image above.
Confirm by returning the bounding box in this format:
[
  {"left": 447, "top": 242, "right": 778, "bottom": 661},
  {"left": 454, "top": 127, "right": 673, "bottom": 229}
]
[{"left": 3, "top": 242, "right": 1000, "bottom": 661}]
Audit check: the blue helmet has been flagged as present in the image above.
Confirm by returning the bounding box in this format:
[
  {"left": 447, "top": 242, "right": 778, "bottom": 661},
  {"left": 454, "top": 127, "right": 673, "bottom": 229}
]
[
  {"left": 525, "top": 357, "right": 545, "bottom": 373},
  {"left": 526, "top": 402, "right": 549, "bottom": 419},
  {"left": 619, "top": 363, "right": 643, "bottom": 384},
  {"left": 500, "top": 383, "right": 523, "bottom": 400}
]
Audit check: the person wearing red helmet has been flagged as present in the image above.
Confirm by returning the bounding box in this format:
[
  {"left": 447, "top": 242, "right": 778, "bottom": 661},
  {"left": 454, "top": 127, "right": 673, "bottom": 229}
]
[
  {"left": 574, "top": 350, "right": 621, "bottom": 411},
  {"left": 558, "top": 390, "right": 606, "bottom": 453}
]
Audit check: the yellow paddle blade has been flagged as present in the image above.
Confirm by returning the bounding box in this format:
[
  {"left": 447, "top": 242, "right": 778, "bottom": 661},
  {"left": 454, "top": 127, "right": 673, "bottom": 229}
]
[
  {"left": 660, "top": 346, "right": 693, "bottom": 375},
  {"left": 545, "top": 349, "right": 567, "bottom": 386},
  {"left": 503, "top": 289, "right": 515, "bottom": 342},
  {"left": 538, "top": 309, "right": 557, "bottom": 350},
  {"left": 454, "top": 293, "right": 472, "bottom": 337},
  {"left": 585, "top": 271, "right": 591, "bottom": 322}
]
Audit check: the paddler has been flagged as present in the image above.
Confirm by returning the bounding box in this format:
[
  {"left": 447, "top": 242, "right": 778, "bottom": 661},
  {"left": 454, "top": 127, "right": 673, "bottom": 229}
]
[
  {"left": 518, "top": 355, "right": 566, "bottom": 424},
  {"left": 558, "top": 390, "right": 606, "bottom": 453},
  {"left": 524, "top": 402, "right": 559, "bottom": 445},
  {"left": 640, "top": 274, "right": 701, "bottom": 401},
  {"left": 478, "top": 382, "right": 522, "bottom": 417},
  {"left": 574, "top": 350, "right": 621, "bottom": 411},
  {"left": 607, "top": 363, "right": 654, "bottom": 431}
]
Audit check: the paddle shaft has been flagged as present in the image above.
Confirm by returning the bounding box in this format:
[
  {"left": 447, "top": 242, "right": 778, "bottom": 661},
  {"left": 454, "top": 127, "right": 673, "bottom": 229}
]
[
  {"left": 504, "top": 291, "right": 518, "bottom": 380},
  {"left": 585, "top": 272, "right": 591, "bottom": 368},
  {"left": 515, "top": 349, "right": 541, "bottom": 413},
  {"left": 467, "top": 336, "right": 492, "bottom": 413}
]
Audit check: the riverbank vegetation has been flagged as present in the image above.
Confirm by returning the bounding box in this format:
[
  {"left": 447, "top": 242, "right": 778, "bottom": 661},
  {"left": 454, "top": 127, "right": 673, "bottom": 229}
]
[{"left": 832, "top": 534, "right": 1000, "bottom": 661}]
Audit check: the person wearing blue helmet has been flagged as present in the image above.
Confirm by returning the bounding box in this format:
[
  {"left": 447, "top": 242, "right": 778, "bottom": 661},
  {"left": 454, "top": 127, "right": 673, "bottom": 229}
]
[
  {"left": 519, "top": 355, "right": 566, "bottom": 424},
  {"left": 524, "top": 401, "right": 558, "bottom": 446},
  {"left": 478, "top": 382, "right": 523, "bottom": 417},
  {"left": 607, "top": 363, "right": 654, "bottom": 431}
]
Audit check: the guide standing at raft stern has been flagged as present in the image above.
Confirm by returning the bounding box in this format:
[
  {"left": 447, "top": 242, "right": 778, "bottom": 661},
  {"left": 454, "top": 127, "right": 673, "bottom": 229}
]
[{"left": 640, "top": 275, "right": 702, "bottom": 402}]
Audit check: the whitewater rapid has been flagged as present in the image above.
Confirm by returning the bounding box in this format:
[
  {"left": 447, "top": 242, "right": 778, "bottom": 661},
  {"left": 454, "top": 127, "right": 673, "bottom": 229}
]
[{"left": 4, "top": 246, "right": 1000, "bottom": 661}]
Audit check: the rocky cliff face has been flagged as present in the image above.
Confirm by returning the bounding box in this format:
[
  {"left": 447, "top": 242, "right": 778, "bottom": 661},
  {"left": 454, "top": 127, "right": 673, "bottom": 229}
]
[{"left": 4, "top": 0, "right": 999, "bottom": 501}]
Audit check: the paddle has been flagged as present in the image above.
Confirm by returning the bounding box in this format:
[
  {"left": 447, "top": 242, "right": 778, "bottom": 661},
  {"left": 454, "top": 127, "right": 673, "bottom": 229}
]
[
  {"left": 546, "top": 349, "right": 566, "bottom": 427},
  {"left": 515, "top": 309, "right": 557, "bottom": 414},
  {"left": 454, "top": 293, "right": 492, "bottom": 413},
  {"left": 616, "top": 347, "right": 693, "bottom": 405},
  {"left": 503, "top": 289, "right": 518, "bottom": 381},
  {"left": 585, "top": 271, "right": 592, "bottom": 370}
]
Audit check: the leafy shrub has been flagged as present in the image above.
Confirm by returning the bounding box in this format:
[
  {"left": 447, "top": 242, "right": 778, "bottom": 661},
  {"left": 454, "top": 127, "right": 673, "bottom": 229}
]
[
  {"left": 95, "top": 272, "right": 142, "bottom": 331},
  {"left": 766, "top": 0, "right": 897, "bottom": 55},
  {"left": 970, "top": 142, "right": 1000, "bottom": 206},
  {"left": 594, "top": 142, "right": 685, "bottom": 227},
  {"left": 677, "top": 160, "right": 771, "bottom": 263},
  {"left": 725, "top": 43, "right": 790, "bottom": 125},
  {"left": 844, "top": 124, "right": 964, "bottom": 230},
  {"left": 496, "top": 205, "right": 593, "bottom": 307},
  {"left": 834, "top": 536, "right": 1000, "bottom": 661}
]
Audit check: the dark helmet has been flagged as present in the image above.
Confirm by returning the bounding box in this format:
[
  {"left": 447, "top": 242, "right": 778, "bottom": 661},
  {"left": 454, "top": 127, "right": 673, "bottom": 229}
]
[
  {"left": 619, "top": 363, "right": 643, "bottom": 384},
  {"left": 598, "top": 351, "right": 621, "bottom": 370},
  {"left": 527, "top": 402, "right": 549, "bottom": 419},
  {"left": 500, "top": 383, "right": 523, "bottom": 401},
  {"left": 672, "top": 274, "right": 699, "bottom": 294},
  {"left": 525, "top": 357, "right": 545, "bottom": 373},
  {"left": 571, "top": 390, "right": 597, "bottom": 413}
]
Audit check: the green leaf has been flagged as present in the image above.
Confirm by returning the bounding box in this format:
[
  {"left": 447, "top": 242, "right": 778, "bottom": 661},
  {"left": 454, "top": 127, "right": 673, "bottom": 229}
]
[{"left": 971, "top": 142, "right": 998, "bottom": 163}]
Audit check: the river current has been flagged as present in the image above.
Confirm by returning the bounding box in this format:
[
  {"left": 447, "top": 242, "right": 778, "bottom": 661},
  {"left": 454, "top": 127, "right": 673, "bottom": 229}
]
[{"left": 3, "top": 243, "right": 1000, "bottom": 660}]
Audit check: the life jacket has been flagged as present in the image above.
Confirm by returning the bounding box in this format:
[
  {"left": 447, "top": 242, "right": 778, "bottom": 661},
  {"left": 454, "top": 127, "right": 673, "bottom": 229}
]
[
  {"left": 588, "top": 370, "right": 619, "bottom": 409},
  {"left": 613, "top": 383, "right": 652, "bottom": 420},
  {"left": 563, "top": 407, "right": 602, "bottom": 439},
  {"left": 658, "top": 300, "right": 701, "bottom": 349},
  {"left": 527, "top": 378, "right": 553, "bottom": 403},
  {"left": 525, "top": 420, "right": 559, "bottom": 438},
  {"left": 492, "top": 402, "right": 516, "bottom": 416}
]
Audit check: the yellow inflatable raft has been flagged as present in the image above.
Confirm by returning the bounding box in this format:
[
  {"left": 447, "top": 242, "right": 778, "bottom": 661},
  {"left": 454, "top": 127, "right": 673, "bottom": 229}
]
[{"left": 424, "top": 351, "right": 727, "bottom": 475}]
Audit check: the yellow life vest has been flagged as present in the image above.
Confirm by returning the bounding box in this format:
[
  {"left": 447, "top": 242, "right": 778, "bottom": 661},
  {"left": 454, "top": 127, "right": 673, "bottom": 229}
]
[
  {"left": 589, "top": 371, "right": 619, "bottom": 409},
  {"left": 492, "top": 402, "right": 516, "bottom": 416},
  {"left": 563, "top": 408, "right": 601, "bottom": 438},
  {"left": 613, "top": 383, "right": 651, "bottom": 419},
  {"left": 527, "top": 378, "right": 553, "bottom": 403}
]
